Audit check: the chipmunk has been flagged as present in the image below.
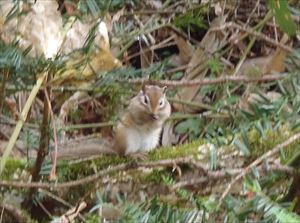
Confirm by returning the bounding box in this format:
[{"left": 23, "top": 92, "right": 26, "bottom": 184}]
[{"left": 55, "top": 85, "right": 171, "bottom": 158}]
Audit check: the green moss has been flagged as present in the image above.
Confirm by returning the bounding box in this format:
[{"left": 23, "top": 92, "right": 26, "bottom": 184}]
[
  {"left": 2, "top": 158, "right": 27, "bottom": 180},
  {"left": 56, "top": 155, "right": 130, "bottom": 181},
  {"left": 55, "top": 140, "right": 203, "bottom": 182},
  {"left": 142, "top": 169, "right": 173, "bottom": 184},
  {"left": 149, "top": 140, "right": 203, "bottom": 161},
  {"left": 244, "top": 126, "right": 299, "bottom": 163}
]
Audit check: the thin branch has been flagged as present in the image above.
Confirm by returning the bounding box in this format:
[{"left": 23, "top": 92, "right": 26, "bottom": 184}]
[
  {"left": 44, "top": 86, "right": 58, "bottom": 180},
  {"left": 219, "top": 132, "right": 300, "bottom": 205},
  {"left": 125, "top": 39, "right": 176, "bottom": 61},
  {"left": 211, "top": 22, "right": 293, "bottom": 53},
  {"left": 122, "top": 73, "right": 286, "bottom": 87},
  {"left": 0, "top": 158, "right": 193, "bottom": 189},
  {"left": 6, "top": 73, "right": 287, "bottom": 93},
  {"left": 0, "top": 162, "right": 136, "bottom": 189},
  {"left": 0, "top": 69, "right": 9, "bottom": 114},
  {"left": 52, "top": 202, "right": 86, "bottom": 223},
  {"left": 168, "top": 97, "right": 214, "bottom": 110},
  {"left": 30, "top": 74, "right": 50, "bottom": 197},
  {"left": 59, "top": 121, "right": 114, "bottom": 131},
  {"left": 0, "top": 72, "right": 47, "bottom": 175},
  {"left": 173, "top": 164, "right": 296, "bottom": 189}
]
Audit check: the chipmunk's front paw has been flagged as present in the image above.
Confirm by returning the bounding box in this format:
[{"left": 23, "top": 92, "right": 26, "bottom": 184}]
[{"left": 129, "top": 152, "right": 148, "bottom": 161}]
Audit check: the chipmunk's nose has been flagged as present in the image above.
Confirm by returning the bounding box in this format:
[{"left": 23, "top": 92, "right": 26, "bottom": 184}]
[{"left": 150, "top": 114, "right": 159, "bottom": 120}]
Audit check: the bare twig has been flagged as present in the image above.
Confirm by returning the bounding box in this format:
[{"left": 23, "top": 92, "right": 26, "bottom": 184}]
[
  {"left": 7, "top": 72, "right": 286, "bottom": 93},
  {"left": 38, "top": 189, "right": 86, "bottom": 223},
  {"left": 122, "top": 73, "right": 286, "bottom": 87},
  {"left": 0, "top": 205, "right": 3, "bottom": 223},
  {"left": 0, "top": 162, "right": 136, "bottom": 189},
  {"left": 44, "top": 86, "right": 58, "bottom": 180},
  {"left": 36, "top": 199, "right": 52, "bottom": 219},
  {"left": 173, "top": 164, "right": 296, "bottom": 189},
  {"left": 219, "top": 132, "right": 300, "bottom": 205},
  {"left": 30, "top": 74, "right": 50, "bottom": 197},
  {"left": 211, "top": 22, "right": 293, "bottom": 53},
  {"left": 168, "top": 98, "right": 214, "bottom": 110},
  {"left": 125, "top": 38, "right": 176, "bottom": 61},
  {"left": 0, "top": 69, "right": 9, "bottom": 114},
  {"left": 52, "top": 202, "right": 86, "bottom": 223}
]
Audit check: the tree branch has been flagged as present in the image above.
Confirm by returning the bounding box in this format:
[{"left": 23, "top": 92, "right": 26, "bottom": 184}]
[
  {"left": 219, "top": 132, "right": 300, "bottom": 205},
  {"left": 0, "top": 203, "right": 32, "bottom": 223},
  {"left": 0, "top": 156, "right": 296, "bottom": 191},
  {"left": 121, "top": 73, "right": 286, "bottom": 87}
]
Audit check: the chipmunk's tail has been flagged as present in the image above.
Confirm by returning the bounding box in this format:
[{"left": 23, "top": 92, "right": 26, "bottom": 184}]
[{"left": 52, "top": 138, "right": 117, "bottom": 160}]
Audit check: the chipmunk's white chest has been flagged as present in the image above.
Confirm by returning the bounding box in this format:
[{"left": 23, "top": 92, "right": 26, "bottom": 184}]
[{"left": 125, "top": 126, "right": 162, "bottom": 154}]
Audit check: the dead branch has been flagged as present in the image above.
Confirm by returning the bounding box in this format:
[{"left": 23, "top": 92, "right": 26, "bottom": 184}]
[
  {"left": 51, "top": 202, "right": 86, "bottom": 223},
  {"left": 38, "top": 188, "right": 85, "bottom": 222},
  {"left": 211, "top": 22, "right": 293, "bottom": 53},
  {"left": 30, "top": 74, "right": 51, "bottom": 197},
  {"left": 0, "top": 158, "right": 194, "bottom": 189},
  {"left": 122, "top": 73, "right": 286, "bottom": 87},
  {"left": 0, "top": 155, "right": 296, "bottom": 191},
  {"left": 219, "top": 132, "right": 300, "bottom": 205},
  {"left": 0, "top": 203, "right": 32, "bottom": 223},
  {"left": 0, "top": 162, "right": 135, "bottom": 189},
  {"left": 173, "top": 164, "right": 296, "bottom": 189}
]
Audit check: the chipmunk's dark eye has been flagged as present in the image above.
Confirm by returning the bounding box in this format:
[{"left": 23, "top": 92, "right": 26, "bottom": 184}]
[
  {"left": 143, "top": 95, "right": 149, "bottom": 104},
  {"left": 159, "top": 98, "right": 164, "bottom": 107}
]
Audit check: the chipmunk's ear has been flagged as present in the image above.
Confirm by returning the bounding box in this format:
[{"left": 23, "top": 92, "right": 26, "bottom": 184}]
[
  {"left": 142, "top": 84, "right": 151, "bottom": 94},
  {"left": 162, "top": 86, "right": 168, "bottom": 94}
]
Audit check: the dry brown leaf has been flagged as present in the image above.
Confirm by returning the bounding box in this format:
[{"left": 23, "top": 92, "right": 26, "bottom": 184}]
[
  {"left": 111, "top": 8, "right": 125, "bottom": 28},
  {"left": 174, "top": 16, "right": 228, "bottom": 112},
  {"left": 51, "top": 49, "right": 121, "bottom": 87},
  {"left": 237, "top": 34, "right": 289, "bottom": 76},
  {"left": 161, "top": 122, "right": 179, "bottom": 147},
  {"left": 234, "top": 49, "right": 287, "bottom": 77},
  {"left": 5, "top": 98, "right": 19, "bottom": 120},
  {"left": 140, "top": 46, "right": 154, "bottom": 69},
  {"left": 173, "top": 33, "right": 194, "bottom": 64}
]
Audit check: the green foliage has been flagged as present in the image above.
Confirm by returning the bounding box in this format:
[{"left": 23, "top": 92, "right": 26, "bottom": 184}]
[
  {"left": 85, "top": 197, "right": 205, "bottom": 223},
  {"left": 77, "top": 0, "right": 137, "bottom": 16},
  {"left": 1, "top": 158, "right": 26, "bottom": 180},
  {"left": 174, "top": 7, "right": 207, "bottom": 31},
  {"left": 21, "top": 129, "right": 40, "bottom": 150},
  {"left": 143, "top": 169, "right": 173, "bottom": 184},
  {"left": 0, "top": 39, "right": 50, "bottom": 92},
  {"left": 206, "top": 57, "right": 224, "bottom": 76},
  {"left": 175, "top": 118, "right": 204, "bottom": 139},
  {"left": 222, "top": 174, "right": 300, "bottom": 222},
  {"left": 268, "top": 0, "right": 297, "bottom": 36}
]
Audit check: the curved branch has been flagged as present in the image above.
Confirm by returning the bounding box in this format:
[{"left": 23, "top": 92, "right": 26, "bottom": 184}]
[
  {"left": 0, "top": 203, "right": 32, "bottom": 223},
  {"left": 219, "top": 132, "right": 300, "bottom": 205}
]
